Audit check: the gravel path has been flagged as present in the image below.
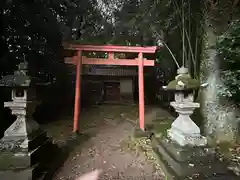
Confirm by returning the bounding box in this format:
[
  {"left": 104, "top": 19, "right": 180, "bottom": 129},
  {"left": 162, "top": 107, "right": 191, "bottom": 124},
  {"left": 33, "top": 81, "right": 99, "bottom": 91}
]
[{"left": 47, "top": 105, "right": 166, "bottom": 180}]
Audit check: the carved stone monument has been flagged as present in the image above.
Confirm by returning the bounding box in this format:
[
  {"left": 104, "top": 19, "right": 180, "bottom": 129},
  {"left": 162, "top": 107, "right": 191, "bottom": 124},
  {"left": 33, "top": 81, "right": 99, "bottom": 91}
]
[
  {"left": 152, "top": 67, "right": 237, "bottom": 179},
  {"left": 0, "top": 62, "right": 60, "bottom": 180}
]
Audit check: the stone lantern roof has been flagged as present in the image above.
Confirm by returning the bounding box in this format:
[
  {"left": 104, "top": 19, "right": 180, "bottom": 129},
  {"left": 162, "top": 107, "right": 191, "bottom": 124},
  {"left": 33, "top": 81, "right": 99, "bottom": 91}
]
[
  {"left": 0, "top": 74, "right": 31, "bottom": 87},
  {"left": 165, "top": 67, "right": 200, "bottom": 91},
  {"left": 0, "top": 62, "right": 31, "bottom": 87},
  {"left": 0, "top": 62, "right": 50, "bottom": 87}
]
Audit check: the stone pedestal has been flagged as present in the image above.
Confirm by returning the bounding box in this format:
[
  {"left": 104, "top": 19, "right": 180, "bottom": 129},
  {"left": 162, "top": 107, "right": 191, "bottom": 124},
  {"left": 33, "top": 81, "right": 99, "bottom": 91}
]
[
  {"left": 152, "top": 137, "right": 237, "bottom": 180},
  {"left": 167, "top": 93, "right": 207, "bottom": 147},
  {"left": 0, "top": 131, "right": 60, "bottom": 180},
  {"left": 167, "top": 101, "right": 207, "bottom": 146},
  {"left": 0, "top": 97, "right": 61, "bottom": 180}
]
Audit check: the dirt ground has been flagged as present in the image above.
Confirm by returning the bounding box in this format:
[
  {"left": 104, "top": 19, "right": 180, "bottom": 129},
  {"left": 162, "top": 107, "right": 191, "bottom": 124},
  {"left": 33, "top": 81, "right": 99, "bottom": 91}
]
[{"left": 42, "top": 104, "right": 172, "bottom": 180}]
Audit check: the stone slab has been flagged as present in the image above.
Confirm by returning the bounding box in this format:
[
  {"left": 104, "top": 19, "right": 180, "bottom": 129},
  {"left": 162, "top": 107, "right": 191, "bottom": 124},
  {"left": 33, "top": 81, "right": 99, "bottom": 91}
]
[
  {"left": 157, "top": 137, "right": 216, "bottom": 162},
  {"left": 152, "top": 137, "right": 228, "bottom": 178},
  {"left": 3, "top": 126, "right": 44, "bottom": 139},
  {"left": 0, "top": 131, "right": 48, "bottom": 153},
  {"left": 0, "top": 164, "right": 37, "bottom": 180},
  {"left": 152, "top": 139, "right": 238, "bottom": 179},
  {"left": 0, "top": 138, "right": 51, "bottom": 170},
  {"left": 0, "top": 140, "right": 63, "bottom": 180}
]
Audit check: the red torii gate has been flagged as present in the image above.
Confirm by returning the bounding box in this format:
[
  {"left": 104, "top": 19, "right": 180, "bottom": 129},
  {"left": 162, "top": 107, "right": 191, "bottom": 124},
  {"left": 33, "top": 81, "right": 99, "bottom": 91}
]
[{"left": 63, "top": 44, "right": 158, "bottom": 132}]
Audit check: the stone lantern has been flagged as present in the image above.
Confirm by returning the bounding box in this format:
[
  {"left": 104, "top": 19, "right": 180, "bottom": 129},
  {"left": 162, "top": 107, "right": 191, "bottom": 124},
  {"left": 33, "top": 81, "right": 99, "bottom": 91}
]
[
  {"left": 164, "top": 67, "right": 207, "bottom": 146},
  {"left": 152, "top": 67, "right": 234, "bottom": 179},
  {"left": 0, "top": 62, "right": 40, "bottom": 141},
  {"left": 0, "top": 62, "right": 60, "bottom": 180}
]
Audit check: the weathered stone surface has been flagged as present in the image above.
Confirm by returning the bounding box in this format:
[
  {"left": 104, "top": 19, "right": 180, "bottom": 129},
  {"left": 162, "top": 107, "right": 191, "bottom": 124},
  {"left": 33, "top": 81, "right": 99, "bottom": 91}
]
[
  {"left": 157, "top": 138, "right": 215, "bottom": 162},
  {"left": 1, "top": 130, "right": 48, "bottom": 152},
  {"left": 0, "top": 166, "right": 35, "bottom": 180},
  {"left": 152, "top": 137, "right": 238, "bottom": 179},
  {"left": 0, "top": 132, "right": 50, "bottom": 168},
  {"left": 168, "top": 99, "right": 207, "bottom": 146},
  {"left": 153, "top": 147, "right": 238, "bottom": 180},
  {"left": 0, "top": 135, "right": 62, "bottom": 179}
]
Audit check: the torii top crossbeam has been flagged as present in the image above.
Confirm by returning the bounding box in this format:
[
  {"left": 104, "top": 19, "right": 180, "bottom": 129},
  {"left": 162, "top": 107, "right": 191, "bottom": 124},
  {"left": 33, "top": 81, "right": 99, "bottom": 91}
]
[
  {"left": 64, "top": 44, "right": 157, "bottom": 53},
  {"left": 63, "top": 43, "right": 159, "bottom": 132}
]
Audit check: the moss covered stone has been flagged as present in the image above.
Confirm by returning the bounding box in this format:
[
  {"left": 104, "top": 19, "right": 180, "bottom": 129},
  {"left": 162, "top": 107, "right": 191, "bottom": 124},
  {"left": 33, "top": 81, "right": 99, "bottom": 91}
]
[
  {"left": 153, "top": 120, "right": 172, "bottom": 138},
  {"left": 166, "top": 73, "right": 200, "bottom": 90}
]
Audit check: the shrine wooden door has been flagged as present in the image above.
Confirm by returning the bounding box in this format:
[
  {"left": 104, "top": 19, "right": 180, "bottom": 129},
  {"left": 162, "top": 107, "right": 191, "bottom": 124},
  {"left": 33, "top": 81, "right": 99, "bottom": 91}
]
[{"left": 104, "top": 82, "right": 120, "bottom": 101}]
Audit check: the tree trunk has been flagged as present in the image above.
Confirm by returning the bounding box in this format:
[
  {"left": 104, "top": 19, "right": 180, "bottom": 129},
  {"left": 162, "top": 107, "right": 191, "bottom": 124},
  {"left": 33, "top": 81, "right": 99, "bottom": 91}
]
[{"left": 199, "top": 20, "right": 238, "bottom": 144}]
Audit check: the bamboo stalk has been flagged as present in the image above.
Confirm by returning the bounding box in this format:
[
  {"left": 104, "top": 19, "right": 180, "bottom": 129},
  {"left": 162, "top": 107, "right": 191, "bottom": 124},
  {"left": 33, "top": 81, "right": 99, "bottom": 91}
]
[
  {"left": 163, "top": 42, "right": 180, "bottom": 69},
  {"left": 173, "top": 0, "right": 198, "bottom": 76},
  {"left": 150, "top": 25, "right": 180, "bottom": 69},
  {"left": 182, "top": 0, "right": 185, "bottom": 67},
  {"left": 188, "top": 0, "right": 191, "bottom": 71}
]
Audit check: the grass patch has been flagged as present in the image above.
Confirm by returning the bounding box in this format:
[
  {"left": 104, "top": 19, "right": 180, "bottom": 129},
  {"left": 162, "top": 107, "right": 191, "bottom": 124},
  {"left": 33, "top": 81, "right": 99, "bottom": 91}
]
[{"left": 152, "top": 119, "right": 172, "bottom": 138}]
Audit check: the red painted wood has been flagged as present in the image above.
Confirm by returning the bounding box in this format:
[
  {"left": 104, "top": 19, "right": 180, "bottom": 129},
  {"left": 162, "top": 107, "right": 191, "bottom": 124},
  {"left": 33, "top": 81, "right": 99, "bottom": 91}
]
[
  {"left": 108, "top": 52, "right": 114, "bottom": 60},
  {"left": 65, "top": 44, "right": 159, "bottom": 132},
  {"left": 65, "top": 57, "right": 155, "bottom": 66},
  {"left": 63, "top": 44, "right": 158, "bottom": 53},
  {"left": 73, "top": 52, "right": 82, "bottom": 132},
  {"left": 138, "top": 53, "right": 145, "bottom": 131}
]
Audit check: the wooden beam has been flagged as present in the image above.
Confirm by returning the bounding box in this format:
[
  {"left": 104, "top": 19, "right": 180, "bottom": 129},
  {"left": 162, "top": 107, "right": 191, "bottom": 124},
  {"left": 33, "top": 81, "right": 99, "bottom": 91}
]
[
  {"left": 63, "top": 44, "right": 158, "bottom": 53},
  {"left": 65, "top": 56, "right": 155, "bottom": 66},
  {"left": 73, "top": 51, "right": 82, "bottom": 133},
  {"left": 138, "top": 52, "right": 145, "bottom": 131}
]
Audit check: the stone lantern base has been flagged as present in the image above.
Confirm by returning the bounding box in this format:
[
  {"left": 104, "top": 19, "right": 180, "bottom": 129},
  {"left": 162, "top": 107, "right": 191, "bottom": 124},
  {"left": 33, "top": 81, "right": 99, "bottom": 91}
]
[
  {"left": 152, "top": 136, "right": 237, "bottom": 179},
  {"left": 167, "top": 101, "right": 207, "bottom": 146},
  {"left": 0, "top": 117, "right": 61, "bottom": 180},
  {"left": 151, "top": 102, "right": 238, "bottom": 179}
]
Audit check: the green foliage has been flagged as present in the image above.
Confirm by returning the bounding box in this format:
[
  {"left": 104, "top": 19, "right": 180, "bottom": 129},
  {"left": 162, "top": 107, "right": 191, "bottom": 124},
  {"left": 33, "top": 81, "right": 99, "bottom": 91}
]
[
  {"left": 217, "top": 20, "right": 240, "bottom": 105},
  {"left": 166, "top": 73, "right": 200, "bottom": 90},
  {"left": 0, "top": 0, "right": 67, "bottom": 80}
]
